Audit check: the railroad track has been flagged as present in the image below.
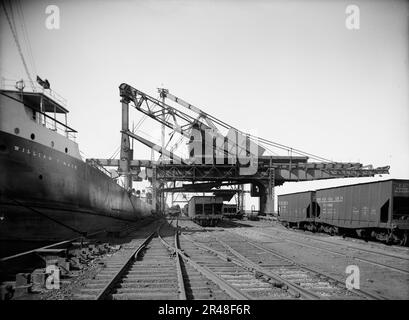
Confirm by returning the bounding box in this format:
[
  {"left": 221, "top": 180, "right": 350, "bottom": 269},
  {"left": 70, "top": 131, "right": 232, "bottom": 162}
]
[
  {"left": 226, "top": 221, "right": 409, "bottom": 276},
  {"left": 176, "top": 228, "right": 295, "bottom": 299},
  {"left": 243, "top": 218, "right": 409, "bottom": 249},
  {"left": 76, "top": 219, "right": 317, "bottom": 300},
  {"left": 75, "top": 220, "right": 234, "bottom": 300},
  {"left": 72, "top": 218, "right": 386, "bottom": 300},
  {"left": 178, "top": 220, "right": 383, "bottom": 300},
  {"left": 0, "top": 219, "right": 162, "bottom": 300},
  {"left": 255, "top": 219, "right": 409, "bottom": 257},
  {"left": 0, "top": 218, "right": 157, "bottom": 274},
  {"left": 74, "top": 222, "right": 168, "bottom": 300}
]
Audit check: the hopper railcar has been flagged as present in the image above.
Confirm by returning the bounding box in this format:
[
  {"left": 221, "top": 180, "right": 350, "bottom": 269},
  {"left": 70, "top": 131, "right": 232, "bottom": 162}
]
[
  {"left": 182, "top": 204, "right": 189, "bottom": 217},
  {"left": 278, "top": 179, "right": 409, "bottom": 245},
  {"left": 188, "top": 196, "right": 223, "bottom": 227},
  {"left": 222, "top": 204, "right": 243, "bottom": 219},
  {"left": 167, "top": 205, "right": 181, "bottom": 217}
]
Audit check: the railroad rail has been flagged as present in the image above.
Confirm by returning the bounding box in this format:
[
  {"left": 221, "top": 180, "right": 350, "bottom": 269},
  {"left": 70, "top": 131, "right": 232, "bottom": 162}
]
[
  {"left": 272, "top": 225, "right": 409, "bottom": 260},
  {"left": 76, "top": 220, "right": 236, "bottom": 299},
  {"left": 75, "top": 222, "right": 175, "bottom": 300},
  {"left": 172, "top": 225, "right": 295, "bottom": 299},
  {"left": 177, "top": 220, "right": 384, "bottom": 300},
  {"left": 0, "top": 219, "right": 157, "bottom": 300},
  {"left": 251, "top": 217, "right": 409, "bottom": 250},
  {"left": 77, "top": 218, "right": 329, "bottom": 300},
  {"left": 0, "top": 218, "right": 156, "bottom": 265},
  {"left": 228, "top": 220, "right": 409, "bottom": 276},
  {"left": 5, "top": 217, "right": 392, "bottom": 300}
]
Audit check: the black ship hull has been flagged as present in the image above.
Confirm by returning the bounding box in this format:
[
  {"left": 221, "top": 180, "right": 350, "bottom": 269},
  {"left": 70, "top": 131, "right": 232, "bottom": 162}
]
[{"left": 0, "top": 130, "right": 154, "bottom": 241}]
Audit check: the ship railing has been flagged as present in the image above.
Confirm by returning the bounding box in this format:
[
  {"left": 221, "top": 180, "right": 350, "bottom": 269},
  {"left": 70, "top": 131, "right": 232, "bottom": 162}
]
[
  {"left": 0, "top": 77, "right": 68, "bottom": 108},
  {"left": 1, "top": 77, "right": 77, "bottom": 142},
  {"left": 43, "top": 115, "right": 77, "bottom": 142}
]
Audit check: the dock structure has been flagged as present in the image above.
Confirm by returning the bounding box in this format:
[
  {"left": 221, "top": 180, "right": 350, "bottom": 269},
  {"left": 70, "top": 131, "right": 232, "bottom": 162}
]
[{"left": 87, "top": 83, "right": 389, "bottom": 215}]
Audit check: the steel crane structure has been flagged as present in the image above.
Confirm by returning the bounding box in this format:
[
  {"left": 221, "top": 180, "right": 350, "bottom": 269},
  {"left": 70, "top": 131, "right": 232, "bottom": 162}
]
[{"left": 87, "top": 83, "right": 390, "bottom": 214}]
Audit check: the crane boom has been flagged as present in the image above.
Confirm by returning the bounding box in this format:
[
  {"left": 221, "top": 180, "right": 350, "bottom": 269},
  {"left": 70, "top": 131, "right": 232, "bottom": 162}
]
[
  {"left": 158, "top": 89, "right": 218, "bottom": 130},
  {"left": 159, "top": 89, "right": 338, "bottom": 162},
  {"left": 158, "top": 88, "right": 265, "bottom": 157},
  {"left": 120, "top": 83, "right": 256, "bottom": 159}
]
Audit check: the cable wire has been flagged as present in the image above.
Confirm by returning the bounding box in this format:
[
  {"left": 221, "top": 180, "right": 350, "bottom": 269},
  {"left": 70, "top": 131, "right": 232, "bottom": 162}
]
[
  {"left": 1, "top": 0, "right": 35, "bottom": 90},
  {"left": 16, "top": 0, "right": 37, "bottom": 76}
]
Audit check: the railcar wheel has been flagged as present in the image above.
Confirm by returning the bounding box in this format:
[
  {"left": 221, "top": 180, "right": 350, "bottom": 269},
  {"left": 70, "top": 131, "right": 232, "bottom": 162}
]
[
  {"left": 356, "top": 229, "right": 369, "bottom": 240},
  {"left": 385, "top": 231, "right": 394, "bottom": 245},
  {"left": 400, "top": 232, "right": 408, "bottom": 246}
]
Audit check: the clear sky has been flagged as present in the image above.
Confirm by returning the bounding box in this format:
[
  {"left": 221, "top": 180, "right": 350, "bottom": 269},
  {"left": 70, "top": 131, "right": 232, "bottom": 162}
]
[{"left": 1, "top": 0, "right": 408, "bottom": 207}]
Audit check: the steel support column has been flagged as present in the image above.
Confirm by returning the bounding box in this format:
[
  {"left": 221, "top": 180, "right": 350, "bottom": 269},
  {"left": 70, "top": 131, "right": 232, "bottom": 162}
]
[
  {"left": 119, "top": 97, "right": 132, "bottom": 190},
  {"left": 260, "top": 162, "right": 275, "bottom": 215},
  {"left": 152, "top": 164, "right": 158, "bottom": 212},
  {"left": 237, "top": 184, "right": 244, "bottom": 213}
]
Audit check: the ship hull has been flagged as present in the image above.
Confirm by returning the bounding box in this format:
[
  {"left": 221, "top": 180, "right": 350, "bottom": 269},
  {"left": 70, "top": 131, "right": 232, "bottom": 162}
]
[{"left": 0, "top": 130, "right": 154, "bottom": 241}]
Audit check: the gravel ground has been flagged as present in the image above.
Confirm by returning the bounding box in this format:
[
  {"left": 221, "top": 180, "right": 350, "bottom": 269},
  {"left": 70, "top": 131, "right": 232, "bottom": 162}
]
[
  {"left": 11, "top": 220, "right": 159, "bottom": 300},
  {"left": 14, "top": 218, "right": 408, "bottom": 300},
  {"left": 227, "top": 219, "right": 409, "bottom": 299},
  {"left": 14, "top": 248, "right": 120, "bottom": 300}
]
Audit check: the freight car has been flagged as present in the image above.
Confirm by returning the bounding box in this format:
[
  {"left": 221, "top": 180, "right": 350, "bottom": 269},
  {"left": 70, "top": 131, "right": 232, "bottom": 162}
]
[
  {"left": 188, "top": 196, "right": 223, "bottom": 227},
  {"left": 222, "top": 204, "right": 243, "bottom": 219},
  {"left": 168, "top": 205, "right": 181, "bottom": 217},
  {"left": 278, "top": 191, "right": 317, "bottom": 229},
  {"left": 182, "top": 204, "right": 189, "bottom": 217},
  {"left": 278, "top": 179, "right": 409, "bottom": 245}
]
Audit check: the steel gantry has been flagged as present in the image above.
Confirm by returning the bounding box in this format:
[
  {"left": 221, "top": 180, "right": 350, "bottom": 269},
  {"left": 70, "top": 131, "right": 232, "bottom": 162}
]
[{"left": 87, "top": 83, "right": 390, "bottom": 214}]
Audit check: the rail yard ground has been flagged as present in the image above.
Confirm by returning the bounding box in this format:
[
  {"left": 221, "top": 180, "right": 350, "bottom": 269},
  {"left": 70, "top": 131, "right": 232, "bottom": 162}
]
[
  {"left": 224, "top": 218, "right": 409, "bottom": 300},
  {"left": 3, "top": 216, "right": 408, "bottom": 300}
]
